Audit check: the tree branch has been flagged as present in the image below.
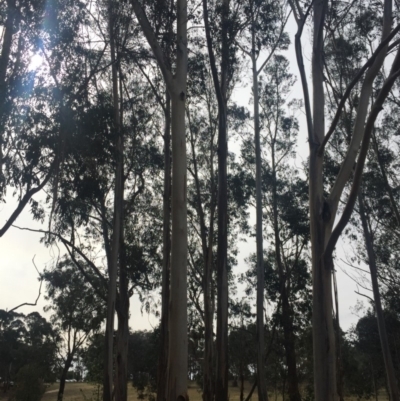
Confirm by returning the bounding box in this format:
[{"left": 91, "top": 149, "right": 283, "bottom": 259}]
[
  {"left": 131, "top": 0, "right": 174, "bottom": 93},
  {"left": 319, "top": 24, "right": 400, "bottom": 156},
  {"left": 8, "top": 256, "right": 43, "bottom": 312},
  {"left": 324, "top": 48, "right": 400, "bottom": 262}
]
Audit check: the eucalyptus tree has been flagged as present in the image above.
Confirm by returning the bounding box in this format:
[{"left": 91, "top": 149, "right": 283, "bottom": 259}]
[
  {"left": 131, "top": 1, "right": 189, "bottom": 399},
  {"left": 347, "top": 98, "right": 400, "bottom": 399},
  {"left": 201, "top": 2, "right": 229, "bottom": 398},
  {"left": 185, "top": 49, "right": 251, "bottom": 400},
  {"left": 186, "top": 53, "right": 218, "bottom": 401},
  {"left": 0, "top": 310, "right": 58, "bottom": 393},
  {"left": 228, "top": 300, "right": 256, "bottom": 401},
  {"left": 21, "top": 53, "right": 164, "bottom": 401},
  {"left": 239, "top": 53, "right": 309, "bottom": 401},
  {"left": 235, "top": 1, "right": 290, "bottom": 396},
  {"left": 258, "top": 55, "right": 307, "bottom": 401},
  {"left": 0, "top": 0, "right": 90, "bottom": 238},
  {"left": 288, "top": 0, "right": 400, "bottom": 398},
  {"left": 322, "top": 5, "right": 400, "bottom": 398},
  {"left": 42, "top": 261, "right": 104, "bottom": 401}
]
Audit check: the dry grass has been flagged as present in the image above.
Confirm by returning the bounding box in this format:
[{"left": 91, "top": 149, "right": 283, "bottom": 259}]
[
  {"left": 39, "top": 382, "right": 257, "bottom": 401},
  {"left": 0, "top": 382, "right": 391, "bottom": 401},
  {"left": 39, "top": 382, "right": 391, "bottom": 401}
]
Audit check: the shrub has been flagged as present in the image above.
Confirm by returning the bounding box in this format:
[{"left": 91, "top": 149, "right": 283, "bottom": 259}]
[{"left": 14, "top": 364, "right": 46, "bottom": 401}]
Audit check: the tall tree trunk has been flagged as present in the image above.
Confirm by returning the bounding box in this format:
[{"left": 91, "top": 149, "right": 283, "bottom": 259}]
[
  {"left": 270, "top": 146, "right": 301, "bottom": 401},
  {"left": 359, "top": 192, "right": 400, "bottom": 401},
  {"left": 156, "top": 92, "right": 171, "bottom": 401},
  {"left": 131, "top": 1, "right": 188, "bottom": 399},
  {"left": 188, "top": 99, "right": 216, "bottom": 401},
  {"left": 104, "top": 3, "right": 123, "bottom": 399},
  {"left": 0, "top": 0, "right": 16, "bottom": 185},
  {"left": 57, "top": 354, "right": 74, "bottom": 401},
  {"left": 202, "top": 0, "right": 229, "bottom": 396},
  {"left": 167, "top": 91, "right": 188, "bottom": 401},
  {"left": 216, "top": 1, "right": 229, "bottom": 399},
  {"left": 310, "top": 1, "right": 337, "bottom": 400},
  {"left": 166, "top": 2, "right": 188, "bottom": 399},
  {"left": 290, "top": 0, "right": 395, "bottom": 399},
  {"left": 252, "top": 49, "right": 268, "bottom": 401}
]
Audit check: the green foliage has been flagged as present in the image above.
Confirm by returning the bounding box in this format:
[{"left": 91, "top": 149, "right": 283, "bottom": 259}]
[
  {"left": 129, "top": 330, "right": 159, "bottom": 400},
  {"left": 82, "top": 333, "right": 104, "bottom": 384},
  {"left": 13, "top": 364, "right": 46, "bottom": 401},
  {"left": 0, "top": 310, "right": 58, "bottom": 388}
]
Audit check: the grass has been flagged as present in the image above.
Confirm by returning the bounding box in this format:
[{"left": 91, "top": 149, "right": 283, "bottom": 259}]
[
  {"left": 0, "top": 382, "right": 391, "bottom": 401},
  {"left": 39, "top": 382, "right": 391, "bottom": 401}
]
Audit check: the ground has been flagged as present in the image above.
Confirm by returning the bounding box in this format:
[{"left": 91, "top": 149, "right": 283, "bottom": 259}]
[
  {"left": 0, "top": 382, "right": 390, "bottom": 401},
  {"left": 39, "top": 382, "right": 390, "bottom": 401},
  {"left": 39, "top": 382, "right": 254, "bottom": 401}
]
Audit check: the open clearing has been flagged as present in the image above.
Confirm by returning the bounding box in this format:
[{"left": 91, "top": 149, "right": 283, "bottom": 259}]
[
  {"left": 40, "top": 382, "right": 253, "bottom": 401},
  {"left": 39, "top": 382, "right": 389, "bottom": 401},
  {"left": 0, "top": 382, "right": 390, "bottom": 401}
]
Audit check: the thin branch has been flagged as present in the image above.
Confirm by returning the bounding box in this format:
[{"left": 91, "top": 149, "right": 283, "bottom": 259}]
[
  {"left": 324, "top": 49, "right": 400, "bottom": 262},
  {"left": 319, "top": 24, "right": 400, "bottom": 155},
  {"left": 355, "top": 290, "right": 375, "bottom": 304},
  {"left": 8, "top": 256, "right": 43, "bottom": 312},
  {"left": 256, "top": 10, "right": 292, "bottom": 76},
  {"left": 292, "top": 0, "right": 314, "bottom": 143},
  {"left": 11, "top": 225, "right": 108, "bottom": 289}
]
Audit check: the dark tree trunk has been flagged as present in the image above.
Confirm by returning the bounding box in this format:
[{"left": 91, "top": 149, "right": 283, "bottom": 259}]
[
  {"left": 251, "top": 19, "right": 268, "bottom": 401},
  {"left": 187, "top": 94, "right": 216, "bottom": 401},
  {"left": 239, "top": 364, "right": 244, "bottom": 401},
  {"left": 215, "top": 1, "right": 229, "bottom": 399},
  {"left": 0, "top": 0, "right": 16, "bottom": 182},
  {"left": 281, "top": 297, "right": 301, "bottom": 401},
  {"left": 271, "top": 145, "right": 301, "bottom": 401},
  {"left": 57, "top": 355, "right": 74, "bottom": 401},
  {"left": 359, "top": 192, "right": 400, "bottom": 401},
  {"left": 201, "top": 1, "right": 229, "bottom": 398},
  {"left": 156, "top": 92, "right": 171, "bottom": 401},
  {"left": 103, "top": 3, "right": 123, "bottom": 399},
  {"left": 115, "top": 239, "right": 129, "bottom": 401}
]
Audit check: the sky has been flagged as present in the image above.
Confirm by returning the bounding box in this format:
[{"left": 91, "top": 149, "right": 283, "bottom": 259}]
[{"left": 0, "top": 14, "right": 374, "bottom": 334}]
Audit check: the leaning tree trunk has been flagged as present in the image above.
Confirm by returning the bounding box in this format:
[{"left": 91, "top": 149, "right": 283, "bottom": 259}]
[
  {"left": 57, "top": 354, "right": 74, "bottom": 401},
  {"left": 290, "top": 0, "right": 396, "bottom": 399},
  {"left": 156, "top": 92, "right": 171, "bottom": 401},
  {"left": 359, "top": 192, "right": 400, "bottom": 401}
]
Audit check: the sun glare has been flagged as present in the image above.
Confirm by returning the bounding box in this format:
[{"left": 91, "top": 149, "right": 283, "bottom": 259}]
[{"left": 28, "top": 53, "right": 43, "bottom": 71}]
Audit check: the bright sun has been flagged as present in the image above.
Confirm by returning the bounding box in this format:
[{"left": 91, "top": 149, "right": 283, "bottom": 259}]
[{"left": 28, "top": 53, "right": 43, "bottom": 71}]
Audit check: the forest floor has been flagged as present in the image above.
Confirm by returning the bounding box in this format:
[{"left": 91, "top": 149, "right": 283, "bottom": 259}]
[
  {"left": 38, "top": 382, "right": 389, "bottom": 401},
  {"left": 0, "top": 382, "right": 390, "bottom": 401}
]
